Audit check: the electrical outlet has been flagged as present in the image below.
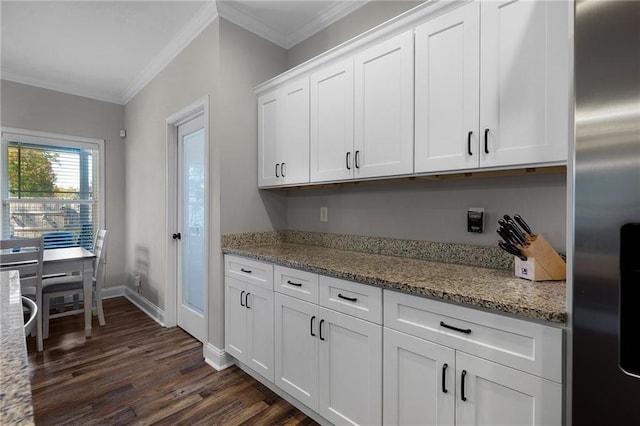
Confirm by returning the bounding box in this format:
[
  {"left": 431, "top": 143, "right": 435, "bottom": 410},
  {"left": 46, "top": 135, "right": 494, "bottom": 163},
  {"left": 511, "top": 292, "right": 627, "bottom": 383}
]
[{"left": 320, "top": 206, "right": 328, "bottom": 222}]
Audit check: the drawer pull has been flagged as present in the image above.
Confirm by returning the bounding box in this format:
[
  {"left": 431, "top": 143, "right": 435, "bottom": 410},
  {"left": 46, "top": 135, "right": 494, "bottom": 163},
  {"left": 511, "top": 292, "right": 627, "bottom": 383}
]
[
  {"left": 310, "top": 315, "right": 316, "bottom": 336},
  {"left": 319, "top": 319, "right": 325, "bottom": 341},
  {"left": 440, "top": 321, "right": 471, "bottom": 334},
  {"left": 287, "top": 280, "right": 303, "bottom": 287},
  {"left": 442, "top": 363, "right": 448, "bottom": 394},
  {"left": 245, "top": 292, "right": 251, "bottom": 309},
  {"left": 240, "top": 290, "right": 245, "bottom": 307},
  {"left": 461, "top": 370, "right": 468, "bottom": 401},
  {"left": 338, "top": 293, "right": 358, "bottom": 302},
  {"left": 240, "top": 268, "right": 252, "bottom": 274}
]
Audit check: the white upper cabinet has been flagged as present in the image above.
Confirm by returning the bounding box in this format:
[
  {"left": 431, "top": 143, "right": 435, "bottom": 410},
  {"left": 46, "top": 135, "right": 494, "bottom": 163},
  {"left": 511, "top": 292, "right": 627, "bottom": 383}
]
[
  {"left": 480, "top": 0, "right": 570, "bottom": 167},
  {"left": 257, "top": 90, "right": 280, "bottom": 186},
  {"left": 415, "top": 0, "right": 570, "bottom": 173},
  {"left": 258, "top": 77, "right": 310, "bottom": 187},
  {"left": 281, "top": 79, "right": 310, "bottom": 185},
  {"left": 354, "top": 31, "right": 414, "bottom": 178},
  {"left": 310, "top": 58, "right": 355, "bottom": 183},
  {"left": 415, "top": 2, "right": 480, "bottom": 173},
  {"left": 258, "top": 0, "right": 570, "bottom": 187}
]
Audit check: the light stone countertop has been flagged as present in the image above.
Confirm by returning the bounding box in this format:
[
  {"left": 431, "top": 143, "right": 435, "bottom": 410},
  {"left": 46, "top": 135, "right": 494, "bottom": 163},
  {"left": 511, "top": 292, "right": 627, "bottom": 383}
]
[
  {"left": 223, "top": 243, "right": 567, "bottom": 324},
  {"left": 0, "top": 270, "right": 35, "bottom": 425}
]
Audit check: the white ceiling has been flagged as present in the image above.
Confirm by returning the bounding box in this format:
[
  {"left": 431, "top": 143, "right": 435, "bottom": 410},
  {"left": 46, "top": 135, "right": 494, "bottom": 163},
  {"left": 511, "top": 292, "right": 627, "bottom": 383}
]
[{"left": 0, "top": 0, "right": 367, "bottom": 105}]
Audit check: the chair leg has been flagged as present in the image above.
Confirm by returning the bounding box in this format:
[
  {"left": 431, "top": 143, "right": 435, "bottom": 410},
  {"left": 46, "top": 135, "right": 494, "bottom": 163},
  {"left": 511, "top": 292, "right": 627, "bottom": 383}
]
[
  {"left": 96, "top": 292, "right": 105, "bottom": 326},
  {"left": 43, "top": 294, "right": 50, "bottom": 340},
  {"left": 36, "top": 288, "right": 43, "bottom": 352}
]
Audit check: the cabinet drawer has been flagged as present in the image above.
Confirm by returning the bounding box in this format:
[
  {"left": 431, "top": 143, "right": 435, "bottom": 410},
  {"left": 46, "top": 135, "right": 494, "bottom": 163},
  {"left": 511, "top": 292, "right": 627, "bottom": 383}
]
[
  {"left": 225, "top": 255, "right": 273, "bottom": 290},
  {"left": 319, "top": 276, "right": 382, "bottom": 324},
  {"left": 384, "top": 290, "right": 563, "bottom": 383},
  {"left": 274, "top": 265, "right": 319, "bottom": 304}
]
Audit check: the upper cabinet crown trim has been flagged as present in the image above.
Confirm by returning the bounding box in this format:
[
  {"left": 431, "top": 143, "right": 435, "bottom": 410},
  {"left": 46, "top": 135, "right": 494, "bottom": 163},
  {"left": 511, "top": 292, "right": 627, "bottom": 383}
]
[{"left": 254, "top": 0, "right": 470, "bottom": 95}]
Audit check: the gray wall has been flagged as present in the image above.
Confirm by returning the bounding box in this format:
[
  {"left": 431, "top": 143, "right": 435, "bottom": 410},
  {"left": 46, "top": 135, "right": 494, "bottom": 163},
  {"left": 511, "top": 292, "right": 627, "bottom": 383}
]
[
  {"left": 0, "top": 79, "right": 127, "bottom": 288},
  {"left": 124, "top": 18, "right": 287, "bottom": 349},
  {"left": 287, "top": 1, "right": 424, "bottom": 68},
  {"left": 287, "top": 174, "right": 567, "bottom": 252},
  {"left": 124, "top": 21, "right": 219, "bottom": 316},
  {"left": 219, "top": 18, "right": 288, "bottom": 235}
]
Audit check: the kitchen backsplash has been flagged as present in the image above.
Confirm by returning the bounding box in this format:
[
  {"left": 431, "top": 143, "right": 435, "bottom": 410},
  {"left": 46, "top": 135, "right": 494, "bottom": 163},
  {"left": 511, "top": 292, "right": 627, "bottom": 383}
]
[{"left": 222, "top": 230, "right": 513, "bottom": 270}]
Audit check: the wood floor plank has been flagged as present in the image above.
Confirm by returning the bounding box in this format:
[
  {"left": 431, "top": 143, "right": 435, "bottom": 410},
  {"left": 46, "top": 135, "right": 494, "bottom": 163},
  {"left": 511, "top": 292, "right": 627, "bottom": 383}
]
[{"left": 27, "top": 297, "right": 317, "bottom": 426}]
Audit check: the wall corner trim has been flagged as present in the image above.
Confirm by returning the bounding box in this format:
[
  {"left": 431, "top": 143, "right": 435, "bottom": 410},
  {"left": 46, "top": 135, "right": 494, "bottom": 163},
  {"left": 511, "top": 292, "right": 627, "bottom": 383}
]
[{"left": 203, "top": 343, "right": 235, "bottom": 371}]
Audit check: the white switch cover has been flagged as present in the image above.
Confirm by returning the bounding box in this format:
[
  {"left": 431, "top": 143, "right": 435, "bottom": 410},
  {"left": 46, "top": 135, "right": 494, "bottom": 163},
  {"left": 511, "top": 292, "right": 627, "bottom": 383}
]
[{"left": 320, "top": 207, "right": 328, "bottom": 222}]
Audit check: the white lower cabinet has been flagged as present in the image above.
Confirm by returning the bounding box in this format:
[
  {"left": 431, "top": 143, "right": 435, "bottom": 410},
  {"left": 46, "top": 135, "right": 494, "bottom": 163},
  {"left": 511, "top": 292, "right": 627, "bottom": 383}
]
[
  {"left": 226, "top": 257, "right": 563, "bottom": 426},
  {"left": 455, "top": 352, "right": 562, "bottom": 426},
  {"left": 383, "top": 290, "right": 563, "bottom": 426},
  {"left": 383, "top": 328, "right": 456, "bottom": 426},
  {"left": 274, "top": 269, "right": 383, "bottom": 426},
  {"left": 224, "top": 257, "right": 274, "bottom": 383}
]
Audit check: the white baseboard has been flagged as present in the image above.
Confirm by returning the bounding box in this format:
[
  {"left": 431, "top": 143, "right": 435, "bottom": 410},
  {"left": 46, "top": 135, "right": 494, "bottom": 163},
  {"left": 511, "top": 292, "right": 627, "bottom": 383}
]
[
  {"left": 124, "top": 287, "right": 165, "bottom": 327},
  {"left": 203, "top": 343, "right": 235, "bottom": 371},
  {"left": 101, "top": 285, "right": 125, "bottom": 299}
]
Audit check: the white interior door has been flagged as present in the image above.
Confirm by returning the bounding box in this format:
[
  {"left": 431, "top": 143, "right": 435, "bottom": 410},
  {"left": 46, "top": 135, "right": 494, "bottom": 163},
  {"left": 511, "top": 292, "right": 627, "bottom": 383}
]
[{"left": 176, "top": 114, "right": 206, "bottom": 342}]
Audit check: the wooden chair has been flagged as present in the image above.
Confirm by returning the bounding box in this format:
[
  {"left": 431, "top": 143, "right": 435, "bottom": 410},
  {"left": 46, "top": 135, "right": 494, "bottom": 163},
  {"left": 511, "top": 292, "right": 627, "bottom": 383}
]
[
  {"left": 42, "top": 230, "right": 109, "bottom": 339},
  {"left": 0, "top": 237, "right": 45, "bottom": 351}
]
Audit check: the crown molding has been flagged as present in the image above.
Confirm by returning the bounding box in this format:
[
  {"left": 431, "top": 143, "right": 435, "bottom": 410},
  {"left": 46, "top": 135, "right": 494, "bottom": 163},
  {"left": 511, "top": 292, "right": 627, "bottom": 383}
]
[
  {"left": 286, "top": 0, "right": 368, "bottom": 49},
  {"left": 120, "top": 2, "right": 219, "bottom": 104},
  {"left": 217, "top": 0, "right": 368, "bottom": 50},
  {"left": 0, "top": 70, "right": 124, "bottom": 105}
]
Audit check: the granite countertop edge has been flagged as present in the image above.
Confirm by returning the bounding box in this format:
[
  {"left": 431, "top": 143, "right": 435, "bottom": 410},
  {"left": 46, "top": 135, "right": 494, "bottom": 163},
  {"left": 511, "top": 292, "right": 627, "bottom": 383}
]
[{"left": 222, "top": 244, "right": 567, "bottom": 325}]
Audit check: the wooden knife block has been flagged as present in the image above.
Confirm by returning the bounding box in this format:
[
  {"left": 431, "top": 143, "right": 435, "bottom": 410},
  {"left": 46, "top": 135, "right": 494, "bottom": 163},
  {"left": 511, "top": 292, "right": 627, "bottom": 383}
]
[{"left": 514, "top": 234, "right": 566, "bottom": 281}]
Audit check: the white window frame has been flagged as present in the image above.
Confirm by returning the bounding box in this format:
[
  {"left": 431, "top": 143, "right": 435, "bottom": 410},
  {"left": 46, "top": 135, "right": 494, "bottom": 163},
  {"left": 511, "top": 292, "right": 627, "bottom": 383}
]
[{"left": 1, "top": 126, "right": 106, "bottom": 240}]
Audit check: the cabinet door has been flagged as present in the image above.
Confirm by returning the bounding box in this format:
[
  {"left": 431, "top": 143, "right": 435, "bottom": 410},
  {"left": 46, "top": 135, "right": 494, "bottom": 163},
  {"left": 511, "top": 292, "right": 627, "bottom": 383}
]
[
  {"left": 274, "top": 293, "right": 319, "bottom": 411},
  {"left": 354, "top": 31, "right": 414, "bottom": 178},
  {"left": 480, "top": 0, "right": 570, "bottom": 167},
  {"left": 415, "top": 2, "right": 480, "bottom": 173},
  {"left": 455, "top": 352, "right": 562, "bottom": 426},
  {"left": 224, "top": 277, "right": 247, "bottom": 362},
  {"left": 246, "top": 283, "right": 274, "bottom": 382},
  {"left": 318, "top": 307, "right": 382, "bottom": 426},
  {"left": 258, "top": 90, "right": 281, "bottom": 187},
  {"left": 383, "top": 328, "right": 455, "bottom": 426},
  {"left": 310, "top": 58, "right": 354, "bottom": 183},
  {"left": 281, "top": 78, "right": 310, "bottom": 185}
]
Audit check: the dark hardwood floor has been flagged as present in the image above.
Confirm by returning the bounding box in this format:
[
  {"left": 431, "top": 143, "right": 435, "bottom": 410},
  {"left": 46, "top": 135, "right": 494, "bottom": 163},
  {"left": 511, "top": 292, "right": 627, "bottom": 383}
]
[{"left": 27, "top": 297, "right": 317, "bottom": 425}]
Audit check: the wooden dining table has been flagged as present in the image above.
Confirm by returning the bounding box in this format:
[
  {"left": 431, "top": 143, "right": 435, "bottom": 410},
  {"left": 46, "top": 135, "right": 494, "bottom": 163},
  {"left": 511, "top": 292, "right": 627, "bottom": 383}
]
[{"left": 43, "top": 247, "right": 96, "bottom": 337}]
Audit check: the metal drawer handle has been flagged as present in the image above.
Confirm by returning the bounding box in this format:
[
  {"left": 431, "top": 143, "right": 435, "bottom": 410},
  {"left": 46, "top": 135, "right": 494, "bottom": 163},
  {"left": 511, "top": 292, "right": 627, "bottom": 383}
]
[
  {"left": 275, "top": 163, "right": 280, "bottom": 178},
  {"left": 338, "top": 293, "right": 357, "bottom": 302},
  {"left": 281, "top": 162, "right": 286, "bottom": 177},
  {"left": 240, "top": 268, "right": 252, "bottom": 274},
  {"left": 346, "top": 152, "right": 351, "bottom": 170},
  {"left": 245, "top": 292, "right": 251, "bottom": 309},
  {"left": 440, "top": 321, "right": 471, "bottom": 334},
  {"left": 442, "top": 363, "right": 448, "bottom": 394},
  {"left": 287, "top": 280, "right": 303, "bottom": 287},
  {"left": 310, "top": 315, "right": 316, "bottom": 336},
  {"left": 467, "top": 131, "right": 473, "bottom": 156},
  {"left": 240, "top": 290, "right": 245, "bottom": 307}
]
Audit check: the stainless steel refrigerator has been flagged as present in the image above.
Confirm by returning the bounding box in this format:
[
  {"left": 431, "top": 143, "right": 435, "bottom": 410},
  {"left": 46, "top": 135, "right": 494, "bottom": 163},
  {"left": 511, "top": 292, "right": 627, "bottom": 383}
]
[{"left": 573, "top": 0, "right": 640, "bottom": 424}]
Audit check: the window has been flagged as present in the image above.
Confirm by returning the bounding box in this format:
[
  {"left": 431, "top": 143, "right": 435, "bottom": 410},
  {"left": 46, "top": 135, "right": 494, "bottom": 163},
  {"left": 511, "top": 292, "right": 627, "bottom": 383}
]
[{"left": 1, "top": 128, "right": 104, "bottom": 249}]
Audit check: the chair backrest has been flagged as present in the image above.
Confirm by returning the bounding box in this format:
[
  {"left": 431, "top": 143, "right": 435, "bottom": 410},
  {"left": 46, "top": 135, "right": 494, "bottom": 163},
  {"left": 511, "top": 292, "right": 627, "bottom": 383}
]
[
  {"left": 93, "top": 230, "right": 109, "bottom": 287},
  {"left": 0, "top": 237, "right": 44, "bottom": 291}
]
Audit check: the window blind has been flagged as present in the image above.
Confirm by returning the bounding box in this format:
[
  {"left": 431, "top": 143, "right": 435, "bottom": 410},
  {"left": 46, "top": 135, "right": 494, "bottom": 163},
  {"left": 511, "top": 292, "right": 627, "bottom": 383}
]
[{"left": 2, "top": 135, "right": 101, "bottom": 250}]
